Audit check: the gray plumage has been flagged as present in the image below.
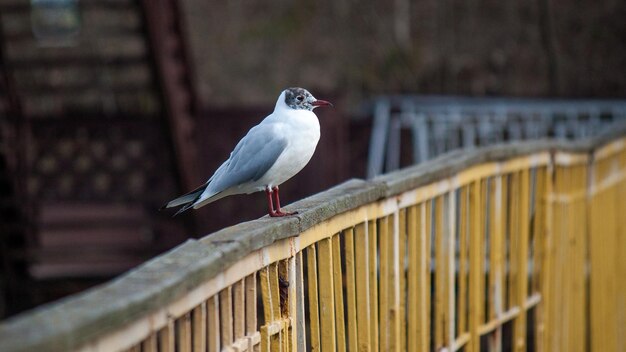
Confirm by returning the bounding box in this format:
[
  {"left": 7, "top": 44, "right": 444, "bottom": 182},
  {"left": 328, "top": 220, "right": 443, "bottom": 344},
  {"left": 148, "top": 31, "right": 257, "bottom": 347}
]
[{"left": 162, "top": 87, "right": 328, "bottom": 216}]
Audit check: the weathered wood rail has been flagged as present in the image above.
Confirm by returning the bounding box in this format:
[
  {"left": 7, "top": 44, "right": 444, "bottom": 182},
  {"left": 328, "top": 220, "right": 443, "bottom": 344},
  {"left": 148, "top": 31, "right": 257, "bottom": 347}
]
[{"left": 1, "top": 123, "right": 625, "bottom": 352}]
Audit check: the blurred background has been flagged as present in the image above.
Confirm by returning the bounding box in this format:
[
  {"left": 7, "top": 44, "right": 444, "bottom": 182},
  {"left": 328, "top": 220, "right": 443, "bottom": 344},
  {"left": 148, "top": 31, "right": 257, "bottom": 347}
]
[{"left": 0, "top": 0, "right": 624, "bottom": 318}]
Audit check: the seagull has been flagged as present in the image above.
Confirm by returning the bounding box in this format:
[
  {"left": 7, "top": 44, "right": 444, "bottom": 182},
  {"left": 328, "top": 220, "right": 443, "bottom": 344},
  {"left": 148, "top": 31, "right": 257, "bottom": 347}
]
[{"left": 161, "top": 87, "right": 333, "bottom": 217}]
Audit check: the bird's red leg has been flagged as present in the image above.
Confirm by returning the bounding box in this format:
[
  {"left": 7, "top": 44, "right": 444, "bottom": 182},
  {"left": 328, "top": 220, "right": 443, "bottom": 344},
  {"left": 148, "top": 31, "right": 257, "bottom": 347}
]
[
  {"left": 265, "top": 187, "right": 278, "bottom": 217},
  {"left": 271, "top": 186, "right": 298, "bottom": 216}
]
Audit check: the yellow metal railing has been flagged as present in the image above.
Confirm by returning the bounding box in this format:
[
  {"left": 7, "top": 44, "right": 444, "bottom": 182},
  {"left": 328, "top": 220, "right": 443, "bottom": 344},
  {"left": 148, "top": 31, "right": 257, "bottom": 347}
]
[{"left": 1, "top": 128, "right": 625, "bottom": 352}]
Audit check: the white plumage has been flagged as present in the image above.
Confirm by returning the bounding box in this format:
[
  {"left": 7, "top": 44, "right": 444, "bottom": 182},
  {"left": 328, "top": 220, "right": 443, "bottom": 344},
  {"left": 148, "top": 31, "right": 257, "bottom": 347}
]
[{"left": 162, "top": 87, "right": 332, "bottom": 217}]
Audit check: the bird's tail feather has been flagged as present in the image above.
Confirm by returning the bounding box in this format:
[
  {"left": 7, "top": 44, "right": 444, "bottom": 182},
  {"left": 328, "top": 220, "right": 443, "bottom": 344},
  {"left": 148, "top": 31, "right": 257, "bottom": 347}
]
[
  {"left": 172, "top": 190, "right": 225, "bottom": 216},
  {"left": 161, "top": 183, "right": 230, "bottom": 216},
  {"left": 173, "top": 201, "right": 196, "bottom": 216},
  {"left": 160, "top": 183, "right": 208, "bottom": 210}
]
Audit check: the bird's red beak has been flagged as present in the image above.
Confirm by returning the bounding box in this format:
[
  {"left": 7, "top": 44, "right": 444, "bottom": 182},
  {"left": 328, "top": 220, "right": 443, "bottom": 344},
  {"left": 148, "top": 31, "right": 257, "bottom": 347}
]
[{"left": 312, "top": 99, "right": 333, "bottom": 108}]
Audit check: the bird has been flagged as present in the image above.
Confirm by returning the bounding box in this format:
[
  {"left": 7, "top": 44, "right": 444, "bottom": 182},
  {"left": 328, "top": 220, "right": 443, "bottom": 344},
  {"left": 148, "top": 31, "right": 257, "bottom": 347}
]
[{"left": 161, "top": 87, "right": 333, "bottom": 217}]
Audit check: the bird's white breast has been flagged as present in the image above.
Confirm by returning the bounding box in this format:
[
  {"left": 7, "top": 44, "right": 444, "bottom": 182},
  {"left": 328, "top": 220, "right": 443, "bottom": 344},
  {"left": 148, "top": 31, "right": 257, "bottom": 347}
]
[{"left": 255, "top": 109, "right": 320, "bottom": 189}]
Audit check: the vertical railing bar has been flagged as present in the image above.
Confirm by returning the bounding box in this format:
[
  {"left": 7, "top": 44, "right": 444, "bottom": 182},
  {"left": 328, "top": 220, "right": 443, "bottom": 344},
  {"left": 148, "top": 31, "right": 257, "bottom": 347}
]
[
  {"left": 269, "top": 263, "right": 281, "bottom": 351},
  {"left": 502, "top": 174, "right": 511, "bottom": 314},
  {"left": 278, "top": 260, "right": 290, "bottom": 350},
  {"left": 606, "top": 153, "right": 618, "bottom": 351},
  {"left": 398, "top": 209, "right": 408, "bottom": 352},
  {"left": 587, "top": 150, "right": 621, "bottom": 352},
  {"left": 528, "top": 168, "right": 537, "bottom": 298},
  {"left": 553, "top": 166, "right": 566, "bottom": 351},
  {"left": 306, "top": 245, "right": 321, "bottom": 351},
  {"left": 499, "top": 174, "right": 508, "bottom": 320},
  {"left": 493, "top": 174, "right": 505, "bottom": 352},
  {"left": 575, "top": 164, "right": 585, "bottom": 351},
  {"left": 269, "top": 263, "right": 281, "bottom": 321},
  {"left": 585, "top": 150, "right": 604, "bottom": 351},
  {"left": 367, "top": 100, "right": 390, "bottom": 178},
  {"left": 569, "top": 164, "right": 578, "bottom": 350},
  {"left": 176, "top": 313, "right": 192, "bottom": 352},
  {"left": 479, "top": 179, "right": 487, "bottom": 327},
  {"left": 488, "top": 178, "right": 498, "bottom": 324},
  {"left": 616, "top": 146, "right": 626, "bottom": 346},
  {"left": 435, "top": 196, "right": 445, "bottom": 350},
  {"left": 269, "top": 261, "right": 287, "bottom": 351},
  {"left": 332, "top": 233, "right": 347, "bottom": 352},
  {"left": 295, "top": 252, "right": 307, "bottom": 352},
  {"left": 259, "top": 265, "right": 272, "bottom": 352},
  {"left": 233, "top": 280, "right": 245, "bottom": 342},
  {"left": 560, "top": 166, "right": 575, "bottom": 351},
  {"left": 457, "top": 187, "right": 468, "bottom": 337},
  {"left": 368, "top": 220, "right": 379, "bottom": 352},
  {"left": 354, "top": 222, "right": 371, "bottom": 352},
  {"left": 561, "top": 166, "right": 572, "bottom": 351},
  {"left": 613, "top": 148, "right": 626, "bottom": 350},
  {"left": 260, "top": 325, "right": 270, "bottom": 352},
  {"left": 532, "top": 168, "right": 545, "bottom": 296},
  {"left": 343, "top": 228, "right": 359, "bottom": 352},
  {"left": 514, "top": 169, "right": 530, "bottom": 351},
  {"left": 219, "top": 287, "right": 234, "bottom": 349},
  {"left": 207, "top": 295, "right": 220, "bottom": 352},
  {"left": 484, "top": 177, "right": 498, "bottom": 351},
  {"left": 286, "top": 256, "right": 297, "bottom": 351},
  {"left": 576, "top": 164, "right": 588, "bottom": 351},
  {"left": 540, "top": 163, "right": 554, "bottom": 351},
  {"left": 192, "top": 302, "right": 207, "bottom": 352},
  {"left": 447, "top": 190, "right": 457, "bottom": 351},
  {"left": 407, "top": 205, "right": 420, "bottom": 352},
  {"left": 594, "top": 156, "right": 613, "bottom": 352},
  {"left": 385, "top": 115, "right": 402, "bottom": 172},
  {"left": 160, "top": 319, "right": 176, "bottom": 352},
  {"left": 318, "top": 238, "right": 337, "bottom": 351},
  {"left": 141, "top": 333, "right": 158, "bottom": 352},
  {"left": 260, "top": 267, "right": 273, "bottom": 324},
  {"left": 546, "top": 163, "right": 560, "bottom": 351},
  {"left": 423, "top": 201, "right": 432, "bottom": 352},
  {"left": 245, "top": 274, "right": 257, "bottom": 335},
  {"left": 508, "top": 173, "right": 520, "bottom": 314},
  {"left": 390, "top": 212, "right": 401, "bottom": 351},
  {"left": 583, "top": 162, "right": 591, "bottom": 351},
  {"left": 533, "top": 167, "right": 546, "bottom": 349},
  {"left": 588, "top": 159, "right": 599, "bottom": 352},
  {"left": 469, "top": 180, "right": 482, "bottom": 352},
  {"left": 379, "top": 216, "right": 390, "bottom": 351}
]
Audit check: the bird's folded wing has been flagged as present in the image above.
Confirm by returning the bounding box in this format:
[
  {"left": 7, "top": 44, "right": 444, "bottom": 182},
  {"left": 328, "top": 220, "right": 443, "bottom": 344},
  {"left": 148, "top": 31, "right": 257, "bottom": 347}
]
[{"left": 206, "top": 123, "right": 288, "bottom": 195}]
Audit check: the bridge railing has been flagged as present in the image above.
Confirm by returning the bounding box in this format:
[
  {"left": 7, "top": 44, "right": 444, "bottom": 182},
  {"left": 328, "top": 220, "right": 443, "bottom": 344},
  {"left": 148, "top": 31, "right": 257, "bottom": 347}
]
[
  {"left": 364, "top": 96, "right": 626, "bottom": 177},
  {"left": 1, "top": 124, "right": 625, "bottom": 352}
]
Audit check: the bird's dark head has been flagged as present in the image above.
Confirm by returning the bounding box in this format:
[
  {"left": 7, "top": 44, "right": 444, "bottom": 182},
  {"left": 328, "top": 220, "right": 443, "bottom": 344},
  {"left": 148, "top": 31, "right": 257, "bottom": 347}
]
[{"left": 283, "top": 87, "right": 333, "bottom": 111}]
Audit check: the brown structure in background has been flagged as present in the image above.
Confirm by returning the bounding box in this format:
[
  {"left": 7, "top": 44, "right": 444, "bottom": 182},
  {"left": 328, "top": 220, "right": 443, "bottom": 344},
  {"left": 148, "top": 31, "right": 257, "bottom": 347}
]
[{"left": 0, "top": 0, "right": 192, "bottom": 317}]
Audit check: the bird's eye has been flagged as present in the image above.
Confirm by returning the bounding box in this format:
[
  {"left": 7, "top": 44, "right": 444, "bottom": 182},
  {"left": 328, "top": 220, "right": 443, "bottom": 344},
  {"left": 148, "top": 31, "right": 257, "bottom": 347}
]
[{"left": 296, "top": 95, "right": 304, "bottom": 101}]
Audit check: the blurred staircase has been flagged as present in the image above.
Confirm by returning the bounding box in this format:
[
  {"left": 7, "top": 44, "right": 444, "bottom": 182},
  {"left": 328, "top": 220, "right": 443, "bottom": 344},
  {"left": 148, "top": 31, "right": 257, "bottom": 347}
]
[{"left": 0, "top": 0, "right": 196, "bottom": 315}]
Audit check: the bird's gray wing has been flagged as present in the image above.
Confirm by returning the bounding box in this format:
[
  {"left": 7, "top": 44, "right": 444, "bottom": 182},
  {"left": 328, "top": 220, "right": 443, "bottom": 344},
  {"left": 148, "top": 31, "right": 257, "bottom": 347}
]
[{"left": 206, "top": 123, "right": 287, "bottom": 194}]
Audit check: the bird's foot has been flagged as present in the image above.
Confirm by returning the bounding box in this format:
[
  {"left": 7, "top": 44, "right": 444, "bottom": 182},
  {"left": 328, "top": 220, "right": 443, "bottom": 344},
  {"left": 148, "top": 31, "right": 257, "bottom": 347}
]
[{"left": 269, "top": 210, "right": 298, "bottom": 217}]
